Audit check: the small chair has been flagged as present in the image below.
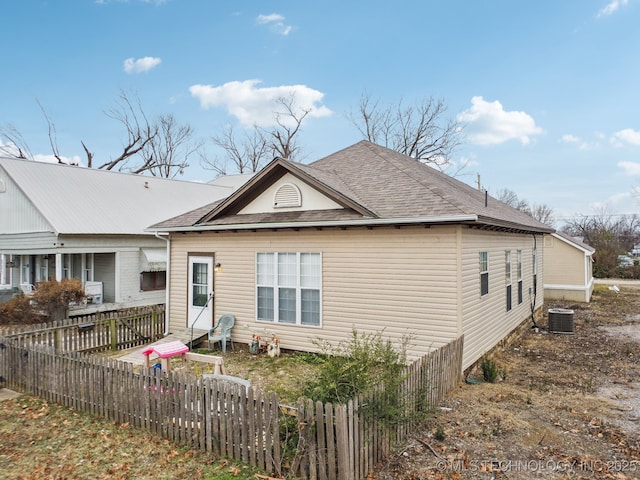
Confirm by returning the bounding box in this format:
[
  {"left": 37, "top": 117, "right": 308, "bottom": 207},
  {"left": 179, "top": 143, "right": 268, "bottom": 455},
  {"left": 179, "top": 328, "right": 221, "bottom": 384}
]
[
  {"left": 20, "top": 283, "right": 36, "bottom": 296},
  {"left": 208, "top": 314, "right": 235, "bottom": 352}
]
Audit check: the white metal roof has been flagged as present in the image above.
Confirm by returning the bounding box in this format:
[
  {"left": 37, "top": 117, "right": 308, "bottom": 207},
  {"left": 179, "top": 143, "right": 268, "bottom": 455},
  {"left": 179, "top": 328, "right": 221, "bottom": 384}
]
[{"left": 0, "top": 157, "right": 238, "bottom": 235}]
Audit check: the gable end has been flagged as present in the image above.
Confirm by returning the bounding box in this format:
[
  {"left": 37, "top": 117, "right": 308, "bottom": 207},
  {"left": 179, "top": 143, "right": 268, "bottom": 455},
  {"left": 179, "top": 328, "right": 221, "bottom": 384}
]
[{"left": 274, "top": 183, "right": 302, "bottom": 208}]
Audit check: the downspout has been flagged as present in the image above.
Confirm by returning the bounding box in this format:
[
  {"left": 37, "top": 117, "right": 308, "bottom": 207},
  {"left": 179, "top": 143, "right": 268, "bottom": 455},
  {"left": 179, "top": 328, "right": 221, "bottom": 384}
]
[
  {"left": 529, "top": 233, "right": 541, "bottom": 330},
  {"left": 154, "top": 231, "right": 171, "bottom": 336}
]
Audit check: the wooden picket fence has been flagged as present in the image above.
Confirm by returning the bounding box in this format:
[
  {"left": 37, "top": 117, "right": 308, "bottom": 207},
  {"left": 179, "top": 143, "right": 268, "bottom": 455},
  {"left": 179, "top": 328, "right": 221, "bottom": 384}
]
[
  {"left": 0, "top": 305, "right": 164, "bottom": 353},
  {"left": 291, "top": 335, "right": 465, "bottom": 479},
  {"left": 0, "top": 329, "right": 463, "bottom": 480},
  {"left": 0, "top": 341, "right": 283, "bottom": 475}
]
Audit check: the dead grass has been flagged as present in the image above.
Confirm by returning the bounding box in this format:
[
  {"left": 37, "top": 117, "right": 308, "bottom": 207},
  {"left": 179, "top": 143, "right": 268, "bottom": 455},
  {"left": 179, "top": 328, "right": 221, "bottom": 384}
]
[
  {"left": 3, "top": 286, "right": 640, "bottom": 479},
  {"left": 376, "top": 285, "right": 640, "bottom": 479},
  {"left": 0, "top": 395, "right": 265, "bottom": 480}
]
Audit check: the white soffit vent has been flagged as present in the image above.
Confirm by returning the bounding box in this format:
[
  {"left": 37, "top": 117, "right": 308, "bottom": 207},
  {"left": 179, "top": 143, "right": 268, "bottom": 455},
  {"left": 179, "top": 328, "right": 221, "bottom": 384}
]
[{"left": 273, "top": 182, "right": 302, "bottom": 208}]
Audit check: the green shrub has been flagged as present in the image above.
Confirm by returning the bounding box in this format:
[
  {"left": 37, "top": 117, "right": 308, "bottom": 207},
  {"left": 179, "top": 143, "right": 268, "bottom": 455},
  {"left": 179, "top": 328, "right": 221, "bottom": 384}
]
[
  {"left": 301, "top": 329, "right": 420, "bottom": 428},
  {"left": 481, "top": 356, "right": 499, "bottom": 383}
]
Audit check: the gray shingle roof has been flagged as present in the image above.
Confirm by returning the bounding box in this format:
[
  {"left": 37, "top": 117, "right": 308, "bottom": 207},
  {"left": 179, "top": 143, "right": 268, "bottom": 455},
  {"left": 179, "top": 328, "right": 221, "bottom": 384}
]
[
  {"left": 553, "top": 231, "right": 596, "bottom": 254},
  {"left": 150, "top": 141, "right": 553, "bottom": 233}
]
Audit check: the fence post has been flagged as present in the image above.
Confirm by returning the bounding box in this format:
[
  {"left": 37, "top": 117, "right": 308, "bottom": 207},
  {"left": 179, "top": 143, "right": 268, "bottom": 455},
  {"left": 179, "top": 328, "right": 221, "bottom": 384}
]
[
  {"left": 55, "top": 328, "right": 62, "bottom": 352},
  {"left": 110, "top": 318, "right": 117, "bottom": 350}
]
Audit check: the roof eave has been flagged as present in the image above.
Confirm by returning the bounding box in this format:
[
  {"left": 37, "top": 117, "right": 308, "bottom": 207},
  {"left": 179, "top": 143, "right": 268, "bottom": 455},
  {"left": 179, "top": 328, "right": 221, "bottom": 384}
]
[
  {"left": 474, "top": 215, "right": 554, "bottom": 234},
  {"left": 149, "top": 214, "right": 480, "bottom": 233}
]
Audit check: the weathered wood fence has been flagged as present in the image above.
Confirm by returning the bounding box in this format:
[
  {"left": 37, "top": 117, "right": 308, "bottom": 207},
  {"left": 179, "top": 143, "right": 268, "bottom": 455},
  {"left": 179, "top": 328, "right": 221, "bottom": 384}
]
[
  {"left": 0, "top": 342, "right": 283, "bottom": 475},
  {"left": 292, "top": 335, "right": 465, "bottom": 479},
  {"left": 0, "top": 305, "right": 164, "bottom": 353},
  {"left": 0, "top": 326, "right": 463, "bottom": 480}
]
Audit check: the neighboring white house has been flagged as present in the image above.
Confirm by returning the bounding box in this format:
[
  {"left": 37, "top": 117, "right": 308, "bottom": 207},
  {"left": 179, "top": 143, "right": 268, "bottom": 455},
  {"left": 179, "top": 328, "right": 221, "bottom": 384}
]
[
  {"left": 0, "top": 157, "right": 247, "bottom": 311},
  {"left": 543, "top": 231, "right": 595, "bottom": 303},
  {"left": 150, "top": 141, "right": 554, "bottom": 369}
]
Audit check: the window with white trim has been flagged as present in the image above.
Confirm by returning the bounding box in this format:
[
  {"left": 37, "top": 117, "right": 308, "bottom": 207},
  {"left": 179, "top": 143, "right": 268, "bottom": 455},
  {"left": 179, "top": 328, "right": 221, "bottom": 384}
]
[
  {"left": 517, "top": 250, "right": 523, "bottom": 304},
  {"left": 256, "top": 252, "right": 321, "bottom": 326},
  {"left": 505, "top": 250, "right": 512, "bottom": 311},
  {"left": 479, "top": 252, "right": 489, "bottom": 296}
]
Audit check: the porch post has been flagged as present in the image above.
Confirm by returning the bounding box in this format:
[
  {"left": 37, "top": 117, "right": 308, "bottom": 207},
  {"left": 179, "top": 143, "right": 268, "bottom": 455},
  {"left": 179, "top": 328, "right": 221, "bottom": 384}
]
[{"left": 55, "top": 253, "right": 63, "bottom": 282}]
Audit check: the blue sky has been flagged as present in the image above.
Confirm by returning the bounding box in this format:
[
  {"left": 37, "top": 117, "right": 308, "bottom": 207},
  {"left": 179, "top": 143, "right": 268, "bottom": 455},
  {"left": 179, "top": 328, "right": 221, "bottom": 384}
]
[{"left": 2, "top": 0, "right": 639, "bottom": 226}]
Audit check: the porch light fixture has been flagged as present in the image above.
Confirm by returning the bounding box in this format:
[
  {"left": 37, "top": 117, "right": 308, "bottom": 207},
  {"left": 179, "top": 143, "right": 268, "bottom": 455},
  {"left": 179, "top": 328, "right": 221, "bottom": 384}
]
[{"left": 214, "top": 262, "right": 222, "bottom": 273}]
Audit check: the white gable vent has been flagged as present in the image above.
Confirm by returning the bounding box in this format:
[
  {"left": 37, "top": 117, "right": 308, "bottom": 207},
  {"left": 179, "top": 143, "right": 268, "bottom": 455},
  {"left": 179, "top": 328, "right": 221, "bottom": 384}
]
[{"left": 273, "top": 182, "right": 302, "bottom": 208}]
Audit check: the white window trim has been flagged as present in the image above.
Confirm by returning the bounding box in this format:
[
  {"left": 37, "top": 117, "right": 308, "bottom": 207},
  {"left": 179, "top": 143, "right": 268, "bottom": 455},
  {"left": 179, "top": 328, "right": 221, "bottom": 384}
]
[
  {"left": 256, "top": 252, "right": 322, "bottom": 327},
  {"left": 479, "top": 251, "right": 489, "bottom": 296}
]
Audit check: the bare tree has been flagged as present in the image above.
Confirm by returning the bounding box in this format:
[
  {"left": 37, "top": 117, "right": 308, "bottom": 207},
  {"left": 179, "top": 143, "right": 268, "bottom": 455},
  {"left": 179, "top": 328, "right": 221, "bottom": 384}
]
[
  {"left": 2, "top": 91, "right": 200, "bottom": 178},
  {"left": 204, "top": 94, "right": 310, "bottom": 175},
  {"left": 563, "top": 208, "right": 640, "bottom": 277},
  {"left": 0, "top": 123, "right": 33, "bottom": 160},
  {"left": 496, "top": 188, "right": 555, "bottom": 226},
  {"left": 267, "top": 94, "right": 310, "bottom": 161},
  {"left": 204, "top": 124, "right": 270, "bottom": 175},
  {"left": 140, "top": 114, "right": 201, "bottom": 178},
  {"left": 496, "top": 188, "right": 530, "bottom": 212},
  {"left": 37, "top": 99, "right": 63, "bottom": 163},
  {"left": 97, "top": 90, "right": 158, "bottom": 172},
  {"left": 530, "top": 204, "right": 555, "bottom": 226},
  {"left": 349, "top": 93, "right": 463, "bottom": 170}
]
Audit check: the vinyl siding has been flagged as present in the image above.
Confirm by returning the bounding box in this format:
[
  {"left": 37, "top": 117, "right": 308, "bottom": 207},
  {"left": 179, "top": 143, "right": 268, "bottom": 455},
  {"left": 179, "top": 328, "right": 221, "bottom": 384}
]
[
  {"left": 168, "top": 226, "right": 461, "bottom": 359},
  {"left": 460, "top": 229, "right": 543, "bottom": 369},
  {"left": 543, "top": 235, "right": 593, "bottom": 302},
  {"left": 169, "top": 226, "right": 545, "bottom": 368}
]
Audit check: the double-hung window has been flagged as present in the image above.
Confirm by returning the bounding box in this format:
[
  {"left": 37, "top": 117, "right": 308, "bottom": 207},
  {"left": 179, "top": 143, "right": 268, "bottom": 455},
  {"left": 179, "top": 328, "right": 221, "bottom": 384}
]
[
  {"left": 256, "top": 252, "right": 321, "bottom": 326},
  {"left": 505, "top": 250, "right": 512, "bottom": 311},
  {"left": 517, "top": 250, "right": 523, "bottom": 304},
  {"left": 479, "top": 252, "right": 489, "bottom": 296}
]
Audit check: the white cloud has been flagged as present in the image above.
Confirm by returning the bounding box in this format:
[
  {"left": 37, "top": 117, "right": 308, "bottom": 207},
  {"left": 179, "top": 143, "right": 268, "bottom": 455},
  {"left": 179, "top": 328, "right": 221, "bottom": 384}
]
[
  {"left": 123, "top": 56, "right": 161, "bottom": 74},
  {"left": 560, "top": 133, "right": 594, "bottom": 150},
  {"left": 189, "top": 79, "right": 332, "bottom": 127},
  {"left": 597, "top": 0, "right": 629, "bottom": 17},
  {"left": 611, "top": 128, "right": 640, "bottom": 147},
  {"left": 257, "top": 13, "right": 293, "bottom": 36},
  {"left": 456, "top": 96, "right": 543, "bottom": 146},
  {"left": 618, "top": 161, "right": 640, "bottom": 175}
]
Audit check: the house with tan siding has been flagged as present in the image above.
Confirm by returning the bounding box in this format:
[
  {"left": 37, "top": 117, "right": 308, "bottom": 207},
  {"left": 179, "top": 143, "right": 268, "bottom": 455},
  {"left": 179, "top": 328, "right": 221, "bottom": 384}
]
[
  {"left": 0, "top": 157, "right": 246, "bottom": 311},
  {"left": 543, "top": 231, "right": 595, "bottom": 303},
  {"left": 150, "top": 141, "right": 553, "bottom": 369}
]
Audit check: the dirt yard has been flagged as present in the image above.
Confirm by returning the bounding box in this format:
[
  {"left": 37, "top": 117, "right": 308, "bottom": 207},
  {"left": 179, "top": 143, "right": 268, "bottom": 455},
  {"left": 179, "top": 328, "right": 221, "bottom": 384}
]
[{"left": 376, "top": 284, "right": 640, "bottom": 479}]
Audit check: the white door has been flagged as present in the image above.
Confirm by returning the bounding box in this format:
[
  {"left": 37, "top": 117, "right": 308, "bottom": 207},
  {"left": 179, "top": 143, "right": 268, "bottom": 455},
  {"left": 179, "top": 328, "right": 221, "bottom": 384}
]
[{"left": 188, "top": 256, "right": 214, "bottom": 330}]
